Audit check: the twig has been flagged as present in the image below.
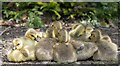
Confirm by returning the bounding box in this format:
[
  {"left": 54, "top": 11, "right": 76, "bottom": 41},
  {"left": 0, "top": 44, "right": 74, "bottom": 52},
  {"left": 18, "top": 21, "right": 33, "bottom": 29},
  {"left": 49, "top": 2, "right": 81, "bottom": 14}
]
[
  {"left": 0, "top": 26, "right": 11, "bottom": 36},
  {"left": 112, "top": 33, "right": 119, "bottom": 35}
]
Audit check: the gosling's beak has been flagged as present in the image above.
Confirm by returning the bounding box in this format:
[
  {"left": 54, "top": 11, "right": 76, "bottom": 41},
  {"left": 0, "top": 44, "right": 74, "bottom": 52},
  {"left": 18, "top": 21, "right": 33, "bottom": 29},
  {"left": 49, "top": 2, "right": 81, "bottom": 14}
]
[
  {"left": 88, "top": 36, "right": 91, "bottom": 40},
  {"left": 34, "top": 38, "right": 39, "bottom": 42},
  {"left": 12, "top": 46, "right": 17, "bottom": 50},
  {"left": 86, "top": 37, "right": 92, "bottom": 42},
  {"left": 32, "top": 35, "right": 39, "bottom": 42}
]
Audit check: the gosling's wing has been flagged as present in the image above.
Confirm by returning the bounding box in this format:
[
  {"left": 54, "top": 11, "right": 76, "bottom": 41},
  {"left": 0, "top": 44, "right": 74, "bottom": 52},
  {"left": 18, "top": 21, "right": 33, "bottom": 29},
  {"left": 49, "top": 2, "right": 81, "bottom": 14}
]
[{"left": 20, "top": 49, "right": 28, "bottom": 57}]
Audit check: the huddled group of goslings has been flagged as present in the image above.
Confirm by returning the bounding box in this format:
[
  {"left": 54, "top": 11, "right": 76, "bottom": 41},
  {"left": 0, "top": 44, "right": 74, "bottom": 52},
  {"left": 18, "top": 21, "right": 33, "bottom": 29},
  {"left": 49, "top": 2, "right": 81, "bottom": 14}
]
[{"left": 7, "top": 21, "right": 118, "bottom": 63}]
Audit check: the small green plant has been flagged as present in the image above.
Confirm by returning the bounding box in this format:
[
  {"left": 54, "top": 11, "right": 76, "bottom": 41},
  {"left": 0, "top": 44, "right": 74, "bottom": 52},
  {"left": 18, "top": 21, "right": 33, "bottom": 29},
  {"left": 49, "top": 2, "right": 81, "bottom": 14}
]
[
  {"left": 26, "top": 12, "right": 44, "bottom": 28},
  {"left": 2, "top": 2, "right": 118, "bottom": 28},
  {"left": 39, "top": 2, "right": 61, "bottom": 20}
]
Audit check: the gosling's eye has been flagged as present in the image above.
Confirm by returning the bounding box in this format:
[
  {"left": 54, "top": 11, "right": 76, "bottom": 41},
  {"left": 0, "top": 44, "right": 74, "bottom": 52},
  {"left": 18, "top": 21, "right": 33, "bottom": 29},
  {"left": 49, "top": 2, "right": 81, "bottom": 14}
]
[
  {"left": 91, "top": 33, "right": 93, "bottom": 36},
  {"left": 79, "top": 35, "right": 82, "bottom": 36},
  {"left": 37, "top": 35, "right": 41, "bottom": 39},
  {"left": 51, "top": 24, "right": 54, "bottom": 27},
  {"left": 16, "top": 43, "right": 20, "bottom": 46},
  {"left": 31, "top": 35, "right": 34, "bottom": 37},
  {"left": 69, "top": 28, "right": 72, "bottom": 30},
  {"left": 57, "top": 33, "right": 59, "bottom": 35},
  {"left": 37, "top": 35, "right": 39, "bottom": 38},
  {"left": 83, "top": 31, "right": 85, "bottom": 33}
]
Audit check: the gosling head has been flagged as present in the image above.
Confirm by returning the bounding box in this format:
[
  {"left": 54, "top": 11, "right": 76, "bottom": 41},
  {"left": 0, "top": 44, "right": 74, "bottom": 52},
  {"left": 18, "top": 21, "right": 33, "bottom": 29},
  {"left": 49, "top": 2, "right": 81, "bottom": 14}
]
[
  {"left": 75, "top": 24, "right": 85, "bottom": 36},
  {"left": 57, "top": 29, "right": 70, "bottom": 43},
  {"left": 72, "top": 23, "right": 80, "bottom": 30},
  {"left": 88, "top": 29, "right": 102, "bottom": 42},
  {"left": 25, "top": 28, "right": 38, "bottom": 42},
  {"left": 50, "top": 21, "right": 63, "bottom": 30},
  {"left": 34, "top": 32, "right": 46, "bottom": 41},
  {"left": 102, "top": 35, "right": 112, "bottom": 43},
  {"left": 12, "top": 38, "right": 23, "bottom": 50},
  {"left": 85, "top": 26, "right": 93, "bottom": 34}
]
